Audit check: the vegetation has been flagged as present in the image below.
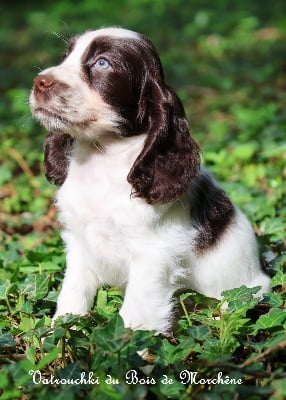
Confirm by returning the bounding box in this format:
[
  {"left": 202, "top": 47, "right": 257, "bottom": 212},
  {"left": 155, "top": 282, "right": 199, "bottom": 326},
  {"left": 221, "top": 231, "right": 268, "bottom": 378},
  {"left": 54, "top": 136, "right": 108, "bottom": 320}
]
[{"left": 0, "top": 1, "right": 285, "bottom": 399}]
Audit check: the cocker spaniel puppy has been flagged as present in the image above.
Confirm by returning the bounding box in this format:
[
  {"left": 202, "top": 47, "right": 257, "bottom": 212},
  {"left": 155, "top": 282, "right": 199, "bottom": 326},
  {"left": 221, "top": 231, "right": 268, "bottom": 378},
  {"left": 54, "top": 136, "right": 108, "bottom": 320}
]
[{"left": 29, "top": 27, "right": 270, "bottom": 334}]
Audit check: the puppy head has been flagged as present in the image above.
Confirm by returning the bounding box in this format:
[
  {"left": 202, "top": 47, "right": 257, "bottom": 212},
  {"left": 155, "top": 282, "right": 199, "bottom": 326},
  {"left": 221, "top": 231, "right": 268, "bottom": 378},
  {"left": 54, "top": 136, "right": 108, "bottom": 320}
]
[
  {"left": 30, "top": 28, "right": 142, "bottom": 139},
  {"left": 30, "top": 27, "right": 200, "bottom": 203}
]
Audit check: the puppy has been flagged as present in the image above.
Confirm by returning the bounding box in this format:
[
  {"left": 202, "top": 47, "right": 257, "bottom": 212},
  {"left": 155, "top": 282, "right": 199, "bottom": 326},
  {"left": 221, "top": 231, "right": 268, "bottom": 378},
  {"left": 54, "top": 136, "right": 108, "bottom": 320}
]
[{"left": 29, "top": 27, "right": 270, "bottom": 334}]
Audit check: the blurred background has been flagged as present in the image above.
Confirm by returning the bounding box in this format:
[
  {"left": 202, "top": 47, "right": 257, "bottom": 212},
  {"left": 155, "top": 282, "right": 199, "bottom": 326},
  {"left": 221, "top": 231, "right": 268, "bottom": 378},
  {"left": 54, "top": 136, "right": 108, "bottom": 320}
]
[{"left": 0, "top": 0, "right": 285, "bottom": 252}]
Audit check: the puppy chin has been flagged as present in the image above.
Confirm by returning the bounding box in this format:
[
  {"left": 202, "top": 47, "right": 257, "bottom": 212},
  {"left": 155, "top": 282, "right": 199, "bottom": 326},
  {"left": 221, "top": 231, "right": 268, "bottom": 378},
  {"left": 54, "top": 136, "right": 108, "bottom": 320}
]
[
  {"left": 37, "top": 115, "right": 70, "bottom": 134},
  {"left": 32, "top": 108, "right": 91, "bottom": 139}
]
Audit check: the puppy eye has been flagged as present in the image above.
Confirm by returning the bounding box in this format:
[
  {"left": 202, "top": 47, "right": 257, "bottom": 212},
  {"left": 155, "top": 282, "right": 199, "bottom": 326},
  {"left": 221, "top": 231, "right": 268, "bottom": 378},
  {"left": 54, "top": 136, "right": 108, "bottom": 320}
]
[{"left": 94, "top": 58, "right": 111, "bottom": 70}]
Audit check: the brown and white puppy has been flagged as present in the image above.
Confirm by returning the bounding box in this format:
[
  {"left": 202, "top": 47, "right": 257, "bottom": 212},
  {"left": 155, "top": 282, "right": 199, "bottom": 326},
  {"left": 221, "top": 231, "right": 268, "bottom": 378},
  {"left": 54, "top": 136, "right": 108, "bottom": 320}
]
[{"left": 30, "top": 27, "right": 270, "bottom": 333}]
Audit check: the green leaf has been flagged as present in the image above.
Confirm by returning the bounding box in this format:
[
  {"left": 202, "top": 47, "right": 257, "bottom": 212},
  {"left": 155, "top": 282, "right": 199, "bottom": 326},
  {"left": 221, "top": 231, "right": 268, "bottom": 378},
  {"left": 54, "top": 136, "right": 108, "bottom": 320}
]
[
  {"left": 33, "top": 274, "right": 50, "bottom": 301},
  {"left": 0, "top": 166, "right": 12, "bottom": 185},
  {"left": 20, "top": 300, "right": 34, "bottom": 314},
  {"left": 260, "top": 218, "right": 286, "bottom": 241},
  {"left": 54, "top": 314, "right": 82, "bottom": 327},
  {"left": 198, "top": 337, "right": 232, "bottom": 361},
  {"left": 20, "top": 274, "right": 49, "bottom": 301},
  {"left": 262, "top": 333, "right": 286, "bottom": 350},
  {"left": 96, "top": 287, "right": 108, "bottom": 311},
  {"left": 271, "top": 270, "right": 286, "bottom": 288},
  {"left": 56, "top": 363, "right": 83, "bottom": 381},
  {"left": 92, "top": 314, "right": 128, "bottom": 353},
  {"left": 263, "top": 292, "right": 283, "bottom": 307},
  {"left": 231, "top": 142, "right": 258, "bottom": 161},
  {"left": 0, "top": 333, "right": 16, "bottom": 348},
  {"left": 155, "top": 338, "right": 198, "bottom": 366},
  {"left": 19, "top": 316, "right": 35, "bottom": 332},
  {"left": 270, "top": 377, "right": 286, "bottom": 400},
  {"left": 37, "top": 347, "right": 61, "bottom": 369},
  {"left": 0, "top": 280, "right": 11, "bottom": 300},
  {"left": 95, "top": 287, "right": 119, "bottom": 318},
  {"left": 25, "top": 250, "right": 50, "bottom": 263},
  {"left": 158, "top": 375, "right": 185, "bottom": 399},
  {"left": 187, "top": 325, "right": 211, "bottom": 341},
  {"left": 26, "top": 345, "right": 36, "bottom": 363},
  {"left": 253, "top": 308, "right": 286, "bottom": 332},
  {"left": 221, "top": 285, "right": 261, "bottom": 302},
  {"left": 42, "top": 327, "right": 66, "bottom": 351}
]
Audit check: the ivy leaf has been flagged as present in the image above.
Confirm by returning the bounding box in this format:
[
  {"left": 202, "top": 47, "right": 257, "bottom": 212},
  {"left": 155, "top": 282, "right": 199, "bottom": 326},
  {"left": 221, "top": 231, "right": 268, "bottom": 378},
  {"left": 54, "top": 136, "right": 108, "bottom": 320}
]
[
  {"left": 187, "top": 325, "right": 211, "bottom": 341},
  {"left": 56, "top": 363, "right": 83, "bottom": 381},
  {"left": 271, "top": 270, "right": 286, "bottom": 288},
  {"left": 270, "top": 377, "right": 286, "bottom": 400},
  {"left": 253, "top": 308, "right": 286, "bottom": 333},
  {"left": 19, "top": 316, "right": 35, "bottom": 333},
  {"left": 37, "top": 347, "right": 61, "bottom": 370},
  {"left": 20, "top": 274, "right": 49, "bottom": 301},
  {"left": 155, "top": 338, "right": 199, "bottom": 366},
  {"left": 0, "top": 166, "right": 12, "bottom": 185},
  {"left": 53, "top": 314, "right": 82, "bottom": 329},
  {"left": 92, "top": 314, "right": 128, "bottom": 353},
  {"left": 158, "top": 375, "right": 185, "bottom": 399},
  {"left": 0, "top": 280, "right": 11, "bottom": 300},
  {"left": 221, "top": 285, "right": 261, "bottom": 302},
  {"left": 263, "top": 292, "right": 283, "bottom": 308},
  {"left": 0, "top": 333, "right": 16, "bottom": 348}
]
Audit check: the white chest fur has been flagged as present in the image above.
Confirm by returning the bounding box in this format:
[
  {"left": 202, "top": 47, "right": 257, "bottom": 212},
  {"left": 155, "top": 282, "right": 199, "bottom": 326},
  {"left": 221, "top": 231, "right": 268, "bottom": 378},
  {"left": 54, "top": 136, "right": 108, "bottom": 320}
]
[
  {"left": 55, "top": 137, "right": 191, "bottom": 288},
  {"left": 57, "top": 140, "right": 139, "bottom": 228}
]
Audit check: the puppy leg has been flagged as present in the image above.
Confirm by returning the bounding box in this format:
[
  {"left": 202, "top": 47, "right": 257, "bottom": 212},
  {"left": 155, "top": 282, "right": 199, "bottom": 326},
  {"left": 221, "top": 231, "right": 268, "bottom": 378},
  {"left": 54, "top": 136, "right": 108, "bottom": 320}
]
[
  {"left": 53, "top": 244, "right": 99, "bottom": 323},
  {"left": 119, "top": 263, "right": 175, "bottom": 334}
]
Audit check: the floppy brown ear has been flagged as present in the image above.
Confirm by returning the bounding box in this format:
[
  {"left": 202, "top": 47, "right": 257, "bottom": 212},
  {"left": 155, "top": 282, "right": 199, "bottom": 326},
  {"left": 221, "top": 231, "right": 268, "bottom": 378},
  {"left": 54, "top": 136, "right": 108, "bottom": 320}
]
[
  {"left": 43, "top": 133, "right": 74, "bottom": 185},
  {"left": 127, "top": 81, "right": 200, "bottom": 204}
]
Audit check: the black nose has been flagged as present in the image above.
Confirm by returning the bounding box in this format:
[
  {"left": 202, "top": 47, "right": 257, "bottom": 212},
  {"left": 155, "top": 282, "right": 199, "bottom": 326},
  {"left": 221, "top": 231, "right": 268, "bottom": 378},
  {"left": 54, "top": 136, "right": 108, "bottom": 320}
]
[{"left": 33, "top": 74, "right": 55, "bottom": 92}]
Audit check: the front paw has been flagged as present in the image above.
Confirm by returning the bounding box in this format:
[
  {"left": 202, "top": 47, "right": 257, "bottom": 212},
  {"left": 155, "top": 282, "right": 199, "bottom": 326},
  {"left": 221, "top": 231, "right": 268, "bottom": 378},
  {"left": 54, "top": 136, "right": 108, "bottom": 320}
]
[
  {"left": 53, "top": 294, "right": 89, "bottom": 324},
  {"left": 51, "top": 313, "right": 88, "bottom": 335},
  {"left": 51, "top": 312, "right": 66, "bottom": 327},
  {"left": 119, "top": 306, "right": 169, "bottom": 334},
  {"left": 52, "top": 300, "right": 89, "bottom": 327}
]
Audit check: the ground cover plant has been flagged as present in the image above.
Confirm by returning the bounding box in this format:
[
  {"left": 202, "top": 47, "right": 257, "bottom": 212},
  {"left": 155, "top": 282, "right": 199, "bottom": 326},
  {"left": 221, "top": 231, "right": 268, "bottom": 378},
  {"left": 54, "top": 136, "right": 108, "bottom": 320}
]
[{"left": 0, "top": 1, "right": 285, "bottom": 399}]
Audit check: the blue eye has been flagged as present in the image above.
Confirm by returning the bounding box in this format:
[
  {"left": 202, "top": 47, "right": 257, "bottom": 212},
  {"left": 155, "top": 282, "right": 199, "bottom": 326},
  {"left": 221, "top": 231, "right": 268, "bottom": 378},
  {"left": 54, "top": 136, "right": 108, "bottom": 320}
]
[{"left": 94, "top": 58, "right": 111, "bottom": 70}]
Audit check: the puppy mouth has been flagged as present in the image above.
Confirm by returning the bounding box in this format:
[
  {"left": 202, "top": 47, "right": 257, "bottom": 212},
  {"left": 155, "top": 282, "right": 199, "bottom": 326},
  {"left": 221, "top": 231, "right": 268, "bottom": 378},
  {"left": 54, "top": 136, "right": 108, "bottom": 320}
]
[
  {"left": 33, "top": 107, "right": 70, "bottom": 125},
  {"left": 33, "top": 106, "right": 100, "bottom": 135},
  {"left": 33, "top": 108, "right": 71, "bottom": 134}
]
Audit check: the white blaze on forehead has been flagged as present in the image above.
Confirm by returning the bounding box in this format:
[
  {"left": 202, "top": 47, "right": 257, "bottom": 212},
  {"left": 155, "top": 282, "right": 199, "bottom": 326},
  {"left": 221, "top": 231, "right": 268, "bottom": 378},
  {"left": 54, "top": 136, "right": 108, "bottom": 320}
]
[{"left": 62, "top": 27, "right": 140, "bottom": 68}]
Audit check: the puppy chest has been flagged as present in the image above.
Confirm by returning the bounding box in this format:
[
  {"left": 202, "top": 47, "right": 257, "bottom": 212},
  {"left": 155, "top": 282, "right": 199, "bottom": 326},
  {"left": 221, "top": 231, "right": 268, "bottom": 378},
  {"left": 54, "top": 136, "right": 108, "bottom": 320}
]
[
  {"left": 56, "top": 181, "right": 134, "bottom": 283},
  {"left": 55, "top": 162, "right": 153, "bottom": 261},
  {"left": 57, "top": 154, "right": 131, "bottom": 219}
]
